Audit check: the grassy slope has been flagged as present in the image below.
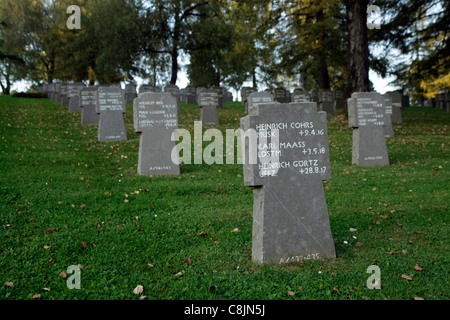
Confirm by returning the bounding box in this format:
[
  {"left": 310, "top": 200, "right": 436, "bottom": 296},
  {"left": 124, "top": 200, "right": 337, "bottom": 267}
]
[{"left": 0, "top": 95, "right": 448, "bottom": 300}]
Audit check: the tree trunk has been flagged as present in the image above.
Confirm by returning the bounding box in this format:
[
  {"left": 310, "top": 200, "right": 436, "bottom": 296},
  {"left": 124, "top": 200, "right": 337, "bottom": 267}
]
[
  {"left": 0, "top": 68, "right": 11, "bottom": 95},
  {"left": 170, "top": 44, "right": 178, "bottom": 85},
  {"left": 316, "top": 7, "right": 331, "bottom": 90},
  {"left": 345, "top": 0, "right": 370, "bottom": 99},
  {"left": 318, "top": 62, "right": 331, "bottom": 90}
]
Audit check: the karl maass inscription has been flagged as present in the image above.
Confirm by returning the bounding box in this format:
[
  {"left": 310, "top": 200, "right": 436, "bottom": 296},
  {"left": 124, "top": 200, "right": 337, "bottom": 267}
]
[{"left": 241, "top": 102, "right": 336, "bottom": 265}]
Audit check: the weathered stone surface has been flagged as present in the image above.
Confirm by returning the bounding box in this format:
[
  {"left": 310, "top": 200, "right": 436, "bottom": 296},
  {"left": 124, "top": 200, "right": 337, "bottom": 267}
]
[
  {"left": 125, "top": 84, "right": 137, "bottom": 104},
  {"left": 164, "top": 84, "right": 181, "bottom": 113},
  {"left": 185, "top": 86, "right": 197, "bottom": 105},
  {"left": 68, "top": 83, "right": 86, "bottom": 112},
  {"left": 60, "top": 83, "right": 69, "bottom": 107},
  {"left": 291, "top": 89, "right": 310, "bottom": 103},
  {"left": 319, "top": 89, "right": 334, "bottom": 115},
  {"left": 96, "top": 87, "right": 127, "bottom": 141},
  {"left": 134, "top": 92, "right": 179, "bottom": 176},
  {"left": 241, "top": 102, "right": 335, "bottom": 264},
  {"left": 242, "top": 87, "right": 257, "bottom": 110},
  {"left": 273, "top": 87, "right": 287, "bottom": 103},
  {"left": 310, "top": 89, "right": 319, "bottom": 103},
  {"left": 246, "top": 91, "right": 274, "bottom": 114},
  {"left": 333, "top": 89, "right": 346, "bottom": 110},
  {"left": 198, "top": 88, "right": 220, "bottom": 125},
  {"left": 382, "top": 95, "right": 394, "bottom": 137},
  {"left": 80, "top": 87, "right": 99, "bottom": 125},
  {"left": 348, "top": 92, "right": 389, "bottom": 166}
]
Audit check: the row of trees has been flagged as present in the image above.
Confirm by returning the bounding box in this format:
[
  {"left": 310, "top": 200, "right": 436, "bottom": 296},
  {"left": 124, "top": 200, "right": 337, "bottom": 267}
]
[{"left": 0, "top": 0, "right": 448, "bottom": 103}]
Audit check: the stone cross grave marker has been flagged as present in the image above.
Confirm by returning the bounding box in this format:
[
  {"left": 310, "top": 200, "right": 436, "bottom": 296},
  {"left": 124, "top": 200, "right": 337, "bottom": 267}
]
[
  {"left": 140, "top": 85, "right": 161, "bottom": 94},
  {"left": 348, "top": 92, "right": 389, "bottom": 166},
  {"left": 240, "top": 102, "right": 336, "bottom": 264},
  {"left": 54, "top": 83, "right": 61, "bottom": 102},
  {"left": 319, "top": 89, "right": 334, "bottom": 115},
  {"left": 185, "top": 85, "right": 197, "bottom": 105},
  {"left": 385, "top": 91, "right": 403, "bottom": 123},
  {"left": 125, "top": 84, "right": 137, "bottom": 104},
  {"left": 273, "top": 87, "right": 287, "bottom": 103},
  {"left": 436, "top": 93, "right": 443, "bottom": 109},
  {"left": 96, "top": 87, "right": 127, "bottom": 141},
  {"left": 47, "top": 83, "right": 54, "bottom": 101},
  {"left": 164, "top": 84, "right": 181, "bottom": 113},
  {"left": 246, "top": 91, "right": 274, "bottom": 114},
  {"left": 382, "top": 94, "right": 394, "bottom": 137},
  {"left": 213, "top": 87, "right": 224, "bottom": 109},
  {"left": 446, "top": 91, "right": 450, "bottom": 112},
  {"left": 223, "top": 88, "right": 233, "bottom": 103},
  {"left": 133, "top": 92, "right": 180, "bottom": 176},
  {"left": 60, "top": 83, "right": 69, "bottom": 107},
  {"left": 68, "top": 83, "right": 86, "bottom": 112},
  {"left": 310, "top": 89, "right": 319, "bottom": 104},
  {"left": 333, "top": 89, "right": 345, "bottom": 110},
  {"left": 198, "top": 88, "right": 220, "bottom": 125},
  {"left": 291, "top": 89, "right": 310, "bottom": 103},
  {"left": 80, "top": 87, "right": 99, "bottom": 125},
  {"left": 242, "top": 87, "right": 257, "bottom": 111}
]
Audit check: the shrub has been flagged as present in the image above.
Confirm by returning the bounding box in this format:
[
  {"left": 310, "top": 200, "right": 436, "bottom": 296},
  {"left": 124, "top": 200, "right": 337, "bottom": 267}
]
[{"left": 11, "top": 91, "right": 48, "bottom": 98}]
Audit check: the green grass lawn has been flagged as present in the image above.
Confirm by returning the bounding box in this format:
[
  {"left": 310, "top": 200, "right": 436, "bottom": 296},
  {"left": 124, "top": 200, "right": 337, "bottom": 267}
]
[{"left": 0, "top": 95, "right": 448, "bottom": 300}]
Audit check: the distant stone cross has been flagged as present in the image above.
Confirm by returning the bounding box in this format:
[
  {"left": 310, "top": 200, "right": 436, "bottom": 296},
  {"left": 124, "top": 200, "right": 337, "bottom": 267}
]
[
  {"left": 198, "top": 88, "right": 220, "bottom": 125},
  {"left": 80, "top": 87, "right": 99, "bottom": 125},
  {"left": 246, "top": 91, "right": 274, "bottom": 113},
  {"left": 348, "top": 92, "right": 389, "bottom": 166},
  {"left": 96, "top": 87, "right": 127, "bottom": 141},
  {"left": 319, "top": 89, "right": 334, "bottom": 115},
  {"left": 133, "top": 92, "right": 180, "bottom": 176},
  {"left": 68, "top": 83, "right": 86, "bottom": 112},
  {"left": 241, "top": 102, "right": 336, "bottom": 264}
]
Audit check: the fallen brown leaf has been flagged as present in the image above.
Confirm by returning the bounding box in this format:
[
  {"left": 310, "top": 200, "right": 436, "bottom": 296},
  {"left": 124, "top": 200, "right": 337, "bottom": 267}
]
[
  {"left": 355, "top": 242, "right": 363, "bottom": 247},
  {"left": 81, "top": 241, "right": 87, "bottom": 248},
  {"left": 31, "top": 294, "right": 41, "bottom": 299},
  {"left": 230, "top": 228, "right": 240, "bottom": 233},
  {"left": 197, "top": 231, "right": 207, "bottom": 236},
  {"left": 333, "top": 287, "right": 341, "bottom": 295},
  {"left": 59, "top": 271, "right": 67, "bottom": 278},
  {"left": 414, "top": 264, "right": 423, "bottom": 271},
  {"left": 187, "top": 258, "right": 192, "bottom": 265},
  {"left": 402, "top": 274, "right": 413, "bottom": 281},
  {"left": 4, "top": 281, "right": 13, "bottom": 288},
  {"left": 175, "top": 272, "right": 183, "bottom": 277},
  {"left": 287, "top": 291, "right": 295, "bottom": 296}
]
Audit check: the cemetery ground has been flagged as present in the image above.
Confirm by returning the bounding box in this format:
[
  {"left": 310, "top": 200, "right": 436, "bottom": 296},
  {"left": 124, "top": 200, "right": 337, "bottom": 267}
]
[{"left": 0, "top": 95, "right": 448, "bottom": 301}]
